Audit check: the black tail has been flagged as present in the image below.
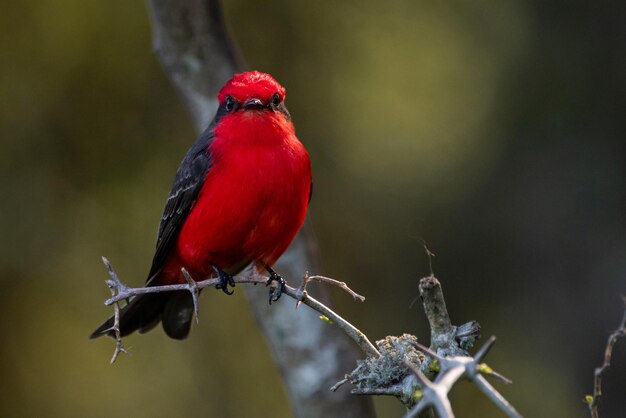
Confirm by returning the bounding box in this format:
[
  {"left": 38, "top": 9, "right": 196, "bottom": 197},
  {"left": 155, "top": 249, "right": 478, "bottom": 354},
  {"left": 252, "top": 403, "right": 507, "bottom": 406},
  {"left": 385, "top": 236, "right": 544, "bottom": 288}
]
[{"left": 90, "top": 290, "right": 195, "bottom": 340}]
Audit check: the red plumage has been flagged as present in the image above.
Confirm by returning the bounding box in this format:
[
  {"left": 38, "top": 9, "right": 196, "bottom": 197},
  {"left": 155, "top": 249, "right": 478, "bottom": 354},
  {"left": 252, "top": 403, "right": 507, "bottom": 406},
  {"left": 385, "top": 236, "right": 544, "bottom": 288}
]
[
  {"left": 163, "top": 73, "right": 310, "bottom": 283},
  {"left": 91, "top": 71, "right": 311, "bottom": 340}
]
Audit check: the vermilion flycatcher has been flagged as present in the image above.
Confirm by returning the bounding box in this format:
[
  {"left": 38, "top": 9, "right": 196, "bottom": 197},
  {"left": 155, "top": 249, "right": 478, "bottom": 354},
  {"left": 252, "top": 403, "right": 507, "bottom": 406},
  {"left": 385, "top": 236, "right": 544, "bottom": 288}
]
[{"left": 91, "top": 71, "right": 312, "bottom": 340}]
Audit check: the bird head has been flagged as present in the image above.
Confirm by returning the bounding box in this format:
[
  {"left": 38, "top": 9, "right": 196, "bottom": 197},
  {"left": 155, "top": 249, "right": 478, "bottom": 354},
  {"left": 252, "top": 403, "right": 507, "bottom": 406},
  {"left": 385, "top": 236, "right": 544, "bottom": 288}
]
[{"left": 217, "top": 71, "right": 289, "bottom": 117}]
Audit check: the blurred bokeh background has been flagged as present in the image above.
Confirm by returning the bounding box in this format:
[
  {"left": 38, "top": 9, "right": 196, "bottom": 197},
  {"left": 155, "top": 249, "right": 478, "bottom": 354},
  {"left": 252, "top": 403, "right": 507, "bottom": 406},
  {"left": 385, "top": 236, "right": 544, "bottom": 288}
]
[{"left": 1, "top": 1, "right": 624, "bottom": 417}]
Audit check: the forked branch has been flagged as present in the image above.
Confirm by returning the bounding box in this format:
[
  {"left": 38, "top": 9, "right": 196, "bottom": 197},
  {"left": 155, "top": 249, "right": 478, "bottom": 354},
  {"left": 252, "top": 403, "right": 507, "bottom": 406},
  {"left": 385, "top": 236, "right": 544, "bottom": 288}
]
[
  {"left": 341, "top": 276, "right": 520, "bottom": 418},
  {"left": 98, "top": 259, "right": 521, "bottom": 418},
  {"left": 100, "top": 257, "right": 379, "bottom": 361}
]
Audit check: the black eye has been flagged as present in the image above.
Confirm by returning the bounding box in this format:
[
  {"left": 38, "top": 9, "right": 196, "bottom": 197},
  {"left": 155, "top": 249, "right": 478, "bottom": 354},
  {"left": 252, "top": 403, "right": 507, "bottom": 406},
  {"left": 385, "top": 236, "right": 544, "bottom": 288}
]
[
  {"left": 225, "top": 95, "right": 235, "bottom": 111},
  {"left": 272, "top": 93, "right": 281, "bottom": 106}
]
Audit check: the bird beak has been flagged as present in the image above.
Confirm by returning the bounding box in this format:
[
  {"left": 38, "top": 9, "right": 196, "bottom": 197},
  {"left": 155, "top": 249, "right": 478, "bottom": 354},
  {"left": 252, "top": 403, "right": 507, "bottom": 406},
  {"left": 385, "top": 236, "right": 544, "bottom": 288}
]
[{"left": 242, "top": 98, "right": 265, "bottom": 110}]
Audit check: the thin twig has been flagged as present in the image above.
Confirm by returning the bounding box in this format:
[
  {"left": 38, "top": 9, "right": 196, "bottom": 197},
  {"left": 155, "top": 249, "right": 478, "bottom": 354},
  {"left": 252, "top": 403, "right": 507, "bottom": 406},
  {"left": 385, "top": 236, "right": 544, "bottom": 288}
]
[
  {"left": 587, "top": 297, "right": 626, "bottom": 418},
  {"left": 98, "top": 260, "right": 523, "bottom": 418},
  {"left": 284, "top": 283, "right": 380, "bottom": 357},
  {"left": 102, "top": 257, "right": 128, "bottom": 363},
  {"left": 409, "top": 340, "right": 443, "bottom": 362},
  {"left": 330, "top": 377, "right": 350, "bottom": 392},
  {"left": 420, "top": 239, "right": 436, "bottom": 277},
  {"left": 100, "top": 258, "right": 380, "bottom": 360},
  {"left": 305, "top": 275, "right": 366, "bottom": 302}
]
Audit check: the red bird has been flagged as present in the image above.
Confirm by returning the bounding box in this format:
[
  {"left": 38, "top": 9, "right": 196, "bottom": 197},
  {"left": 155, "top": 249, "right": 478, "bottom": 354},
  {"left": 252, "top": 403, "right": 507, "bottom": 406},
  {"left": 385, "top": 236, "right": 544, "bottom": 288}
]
[{"left": 91, "top": 71, "right": 312, "bottom": 340}]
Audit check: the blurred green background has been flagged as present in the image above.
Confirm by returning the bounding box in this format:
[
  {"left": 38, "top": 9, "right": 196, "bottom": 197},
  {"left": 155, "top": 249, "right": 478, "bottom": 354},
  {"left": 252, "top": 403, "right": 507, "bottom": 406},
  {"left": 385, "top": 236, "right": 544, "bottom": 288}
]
[{"left": 1, "top": 1, "right": 624, "bottom": 417}]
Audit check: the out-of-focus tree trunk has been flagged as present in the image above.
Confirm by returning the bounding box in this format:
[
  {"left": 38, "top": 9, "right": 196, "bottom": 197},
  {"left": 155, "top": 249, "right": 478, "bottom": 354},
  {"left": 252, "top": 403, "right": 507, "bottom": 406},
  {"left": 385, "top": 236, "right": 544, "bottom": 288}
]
[{"left": 146, "top": 1, "right": 375, "bottom": 417}]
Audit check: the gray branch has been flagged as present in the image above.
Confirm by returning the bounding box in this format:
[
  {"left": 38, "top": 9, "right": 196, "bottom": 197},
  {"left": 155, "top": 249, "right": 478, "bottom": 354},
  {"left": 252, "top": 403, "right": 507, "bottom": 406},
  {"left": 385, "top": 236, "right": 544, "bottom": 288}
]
[
  {"left": 101, "top": 258, "right": 379, "bottom": 359},
  {"left": 403, "top": 337, "right": 522, "bottom": 418},
  {"left": 587, "top": 297, "right": 626, "bottom": 418},
  {"left": 145, "top": 1, "right": 375, "bottom": 416},
  {"left": 340, "top": 277, "right": 520, "bottom": 418},
  {"left": 419, "top": 275, "right": 470, "bottom": 357},
  {"left": 100, "top": 258, "right": 522, "bottom": 418}
]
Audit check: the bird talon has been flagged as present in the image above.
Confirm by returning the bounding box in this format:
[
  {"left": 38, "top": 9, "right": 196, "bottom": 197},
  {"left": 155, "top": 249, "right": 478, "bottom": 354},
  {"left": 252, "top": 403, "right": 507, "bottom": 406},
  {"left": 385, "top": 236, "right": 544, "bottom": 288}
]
[
  {"left": 264, "top": 264, "right": 285, "bottom": 305},
  {"left": 213, "top": 265, "right": 235, "bottom": 296},
  {"left": 269, "top": 285, "right": 283, "bottom": 304}
]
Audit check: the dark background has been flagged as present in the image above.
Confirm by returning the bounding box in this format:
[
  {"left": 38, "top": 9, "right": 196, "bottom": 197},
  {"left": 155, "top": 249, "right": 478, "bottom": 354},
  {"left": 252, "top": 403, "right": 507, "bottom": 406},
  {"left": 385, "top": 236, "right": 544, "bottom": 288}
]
[{"left": 1, "top": 1, "right": 624, "bottom": 417}]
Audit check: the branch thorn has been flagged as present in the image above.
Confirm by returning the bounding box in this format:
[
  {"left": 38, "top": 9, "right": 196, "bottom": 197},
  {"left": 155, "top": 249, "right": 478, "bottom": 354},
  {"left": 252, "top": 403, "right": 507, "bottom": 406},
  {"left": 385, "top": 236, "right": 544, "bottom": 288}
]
[{"left": 181, "top": 268, "right": 200, "bottom": 323}]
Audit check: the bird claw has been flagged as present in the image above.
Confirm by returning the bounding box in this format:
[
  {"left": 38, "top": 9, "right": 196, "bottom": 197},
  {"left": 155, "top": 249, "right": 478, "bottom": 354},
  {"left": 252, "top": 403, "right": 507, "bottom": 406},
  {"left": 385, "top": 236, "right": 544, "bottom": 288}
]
[
  {"left": 213, "top": 265, "right": 235, "bottom": 295},
  {"left": 264, "top": 265, "right": 285, "bottom": 304}
]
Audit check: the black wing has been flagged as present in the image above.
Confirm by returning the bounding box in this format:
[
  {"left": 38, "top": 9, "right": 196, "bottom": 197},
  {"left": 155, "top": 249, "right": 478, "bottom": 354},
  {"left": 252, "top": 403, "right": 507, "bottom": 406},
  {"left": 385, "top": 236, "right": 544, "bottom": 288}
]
[{"left": 146, "top": 126, "right": 214, "bottom": 280}]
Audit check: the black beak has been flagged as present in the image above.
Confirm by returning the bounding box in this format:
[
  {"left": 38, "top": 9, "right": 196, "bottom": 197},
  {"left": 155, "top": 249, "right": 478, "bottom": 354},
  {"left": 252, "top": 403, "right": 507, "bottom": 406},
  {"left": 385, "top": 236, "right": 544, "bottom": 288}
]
[{"left": 242, "top": 98, "right": 265, "bottom": 110}]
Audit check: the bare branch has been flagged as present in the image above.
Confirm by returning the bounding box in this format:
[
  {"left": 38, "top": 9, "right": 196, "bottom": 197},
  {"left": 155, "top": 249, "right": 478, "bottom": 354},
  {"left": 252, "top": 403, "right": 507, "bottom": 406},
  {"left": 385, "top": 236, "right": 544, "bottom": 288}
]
[
  {"left": 99, "top": 261, "right": 523, "bottom": 418},
  {"left": 330, "top": 377, "right": 350, "bottom": 392},
  {"left": 305, "top": 274, "right": 366, "bottom": 302},
  {"left": 587, "top": 297, "right": 626, "bottom": 418},
  {"left": 403, "top": 337, "right": 522, "bottom": 418},
  {"left": 100, "top": 258, "right": 380, "bottom": 360},
  {"left": 412, "top": 336, "right": 512, "bottom": 385},
  {"left": 329, "top": 276, "right": 520, "bottom": 418},
  {"left": 409, "top": 340, "right": 444, "bottom": 362},
  {"left": 102, "top": 257, "right": 128, "bottom": 363},
  {"left": 403, "top": 359, "right": 456, "bottom": 418},
  {"left": 352, "top": 386, "right": 406, "bottom": 397},
  {"left": 290, "top": 284, "right": 379, "bottom": 358},
  {"left": 419, "top": 276, "right": 460, "bottom": 356}
]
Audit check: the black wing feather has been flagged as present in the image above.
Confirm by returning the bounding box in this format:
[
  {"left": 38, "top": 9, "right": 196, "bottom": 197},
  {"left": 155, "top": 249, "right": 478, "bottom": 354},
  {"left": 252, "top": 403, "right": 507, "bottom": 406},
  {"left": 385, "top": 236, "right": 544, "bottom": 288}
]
[
  {"left": 90, "top": 116, "right": 225, "bottom": 340},
  {"left": 147, "top": 126, "right": 214, "bottom": 280}
]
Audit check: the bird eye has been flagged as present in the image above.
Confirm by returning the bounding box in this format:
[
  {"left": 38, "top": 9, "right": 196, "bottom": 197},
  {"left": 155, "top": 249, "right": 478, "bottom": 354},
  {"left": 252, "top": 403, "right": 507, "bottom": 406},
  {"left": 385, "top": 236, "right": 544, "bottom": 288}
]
[
  {"left": 272, "top": 93, "right": 281, "bottom": 106},
  {"left": 225, "top": 95, "right": 235, "bottom": 111}
]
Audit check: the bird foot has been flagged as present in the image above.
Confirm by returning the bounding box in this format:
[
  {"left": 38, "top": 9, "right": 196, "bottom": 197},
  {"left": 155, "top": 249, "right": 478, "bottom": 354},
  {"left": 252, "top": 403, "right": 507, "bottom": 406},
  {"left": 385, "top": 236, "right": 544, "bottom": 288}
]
[
  {"left": 212, "top": 266, "right": 235, "bottom": 295},
  {"left": 264, "top": 264, "right": 285, "bottom": 304}
]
